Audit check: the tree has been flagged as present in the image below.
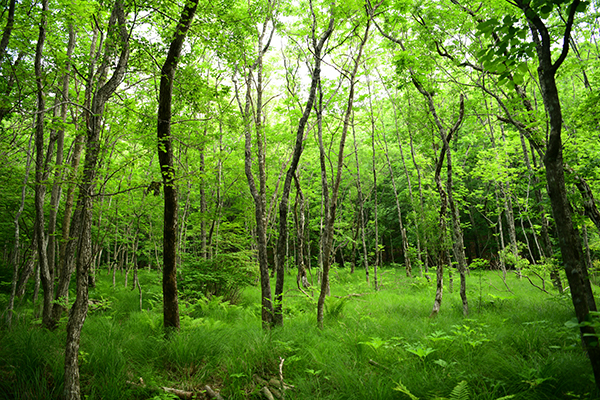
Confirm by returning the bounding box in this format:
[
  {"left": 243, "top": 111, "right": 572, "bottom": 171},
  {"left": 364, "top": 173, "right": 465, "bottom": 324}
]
[
  {"left": 235, "top": 0, "right": 277, "bottom": 328},
  {"left": 509, "top": 0, "right": 600, "bottom": 387},
  {"left": 317, "top": 16, "right": 370, "bottom": 328},
  {"left": 157, "top": 0, "right": 200, "bottom": 333},
  {"left": 63, "top": 1, "right": 130, "bottom": 398},
  {"left": 273, "top": 0, "right": 334, "bottom": 326}
]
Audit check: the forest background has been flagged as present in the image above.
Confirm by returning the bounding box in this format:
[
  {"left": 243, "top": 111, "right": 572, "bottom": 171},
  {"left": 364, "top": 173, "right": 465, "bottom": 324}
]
[{"left": 1, "top": 0, "right": 600, "bottom": 398}]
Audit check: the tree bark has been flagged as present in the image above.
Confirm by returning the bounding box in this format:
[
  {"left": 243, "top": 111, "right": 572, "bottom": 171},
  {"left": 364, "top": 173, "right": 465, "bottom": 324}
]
[
  {"left": 516, "top": 0, "right": 600, "bottom": 389},
  {"left": 351, "top": 122, "right": 370, "bottom": 284},
  {"left": 64, "top": 3, "right": 129, "bottom": 398},
  {"left": 158, "top": 0, "right": 199, "bottom": 332},
  {"left": 411, "top": 78, "right": 465, "bottom": 317},
  {"left": 317, "top": 20, "right": 370, "bottom": 328},
  {"left": 32, "top": 0, "right": 55, "bottom": 330},
  {"left": 273, "top": 5, "right": 334, "bottom": 325}
]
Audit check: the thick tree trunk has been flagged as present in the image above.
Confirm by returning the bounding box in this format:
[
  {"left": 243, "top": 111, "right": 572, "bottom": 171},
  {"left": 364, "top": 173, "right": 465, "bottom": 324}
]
[
  {"left": 157, "top": 0, "right": 199, "bottom": 332},
  {"left": 0, "top": 0, "right": 16, "bottom": 62},
  {"left": 518, "top": 1, "right": 600, "bottom": 388}
]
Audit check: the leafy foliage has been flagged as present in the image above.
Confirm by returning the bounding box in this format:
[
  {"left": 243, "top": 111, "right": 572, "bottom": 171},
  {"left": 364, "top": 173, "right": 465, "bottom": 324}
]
[{"left": 179, "top": 251, "right": 258, "bottom": 303}]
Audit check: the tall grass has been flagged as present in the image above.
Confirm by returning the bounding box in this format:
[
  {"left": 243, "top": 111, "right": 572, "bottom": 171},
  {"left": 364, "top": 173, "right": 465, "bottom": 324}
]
[{"left": 0, "top": 266, "right": 597, "bottom": 399}]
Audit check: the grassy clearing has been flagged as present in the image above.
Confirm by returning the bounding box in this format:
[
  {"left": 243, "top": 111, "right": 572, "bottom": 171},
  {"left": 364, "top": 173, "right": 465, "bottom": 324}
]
[{"left": 0, "top": 266, "right": 597, "bottom": 400}]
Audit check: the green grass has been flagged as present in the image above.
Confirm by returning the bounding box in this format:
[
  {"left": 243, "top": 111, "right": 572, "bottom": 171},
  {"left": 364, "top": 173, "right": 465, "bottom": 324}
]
[{"left": 0, "top": 265, "right": 597, "bottom": 399}]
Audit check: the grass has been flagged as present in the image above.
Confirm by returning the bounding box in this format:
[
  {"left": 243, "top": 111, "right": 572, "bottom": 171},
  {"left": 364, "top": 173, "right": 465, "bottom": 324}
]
[{"left": 0, "top": 265, "right": 597, "bottom": 400}]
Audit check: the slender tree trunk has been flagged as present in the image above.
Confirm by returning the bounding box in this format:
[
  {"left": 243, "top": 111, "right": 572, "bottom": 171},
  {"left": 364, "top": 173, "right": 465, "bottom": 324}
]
[
  {"left": 7, "top": 132, "right": 34, "bottom": 327},
  {"left": 352, "top": 122, "right": 370, "bottom": 284},
  {"left": 273, "top": 6, "right": 334, "bottom": 325},
  {"left": 411, "top": 78, "right": 465, "bottom": 317},
  {"left": 53, "top": 26, "right": 96, "bottom": 324},
  {"left": 234, "top": 12, "right": 276, "bottom": 329},
  {"left": 32, "top": 0, "right": 55, "bottom": 330},
  {"left": 367, "top": 74, "right": 380, "bottom": 289},
  {"left": 317, "top": 20, "right": 370, "bottom": 328},
  {"left": 375, "top": 67, "right": 416, "bottom": 275},
  {"left": 293, "top": 173, "right": 309, "bottom": 288},
  {"left": 157, "top": 0, "right": 199, "bottom": 332},
  {"left": 64, "top": 3, "right": 129, "bottom": 398},
  {"left": 446, "top": 142, "right": 468, "bottom": 316}
]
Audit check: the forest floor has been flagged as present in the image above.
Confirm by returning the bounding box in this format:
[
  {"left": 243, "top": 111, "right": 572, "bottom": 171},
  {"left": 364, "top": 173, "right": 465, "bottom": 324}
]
[{"left": 0, "top": 265, "right": 598, "bottom": 400}]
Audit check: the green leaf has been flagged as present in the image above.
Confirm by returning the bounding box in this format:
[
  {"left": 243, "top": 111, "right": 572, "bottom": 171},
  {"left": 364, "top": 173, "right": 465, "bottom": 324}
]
[{"left": 576, "top": 1, "right": 588, "bottom": 12}]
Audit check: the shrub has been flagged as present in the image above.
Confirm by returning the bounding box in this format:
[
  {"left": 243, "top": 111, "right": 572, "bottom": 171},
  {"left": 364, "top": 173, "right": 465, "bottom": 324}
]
[{"left": 179, "top": 251, "right": 258, "bottom": 303}]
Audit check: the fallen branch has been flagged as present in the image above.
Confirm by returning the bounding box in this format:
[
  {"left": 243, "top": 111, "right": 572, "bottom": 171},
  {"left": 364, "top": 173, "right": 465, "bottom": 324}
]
[
  {"left": 522, "top": 273, "right": 550, "bottom": 294},
  {"left": 261, "top": 386, "right": 275, "bottom": 400},
  {"left": 204, "top": 385, "right": 225, "bottom": 400},
  {"left": 278, "top": 357, "right": 285, "bottom": 400}
]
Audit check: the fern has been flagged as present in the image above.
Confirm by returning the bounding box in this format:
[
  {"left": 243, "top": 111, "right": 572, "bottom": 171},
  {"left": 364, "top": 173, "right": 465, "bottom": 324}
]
[
  {"left": 393, "top": 381, "right": 419, "bottom": 400},
  {"left": 449, "top": 380, "right": 469, "bottom": 400}
]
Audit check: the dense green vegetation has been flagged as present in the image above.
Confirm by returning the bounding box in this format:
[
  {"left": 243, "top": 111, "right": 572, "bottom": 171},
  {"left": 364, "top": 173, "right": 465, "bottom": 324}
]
[
  {"left": 1, "top": 0, "right": 600, "bottom": 398},
  {"left": 1, "top": 267, "right": 597, "bottom": 400}
]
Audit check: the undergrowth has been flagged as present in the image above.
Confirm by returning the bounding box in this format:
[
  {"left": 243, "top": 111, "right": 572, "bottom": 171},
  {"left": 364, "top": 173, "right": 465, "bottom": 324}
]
[{"left": 0, "top": 266, "right": 597, "bottom": 399}]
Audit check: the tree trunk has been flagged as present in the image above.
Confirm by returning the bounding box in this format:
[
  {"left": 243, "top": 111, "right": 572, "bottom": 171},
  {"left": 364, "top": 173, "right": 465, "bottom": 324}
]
[
  {"left": 32, "top": 0, "right": 55, "bottom": 330},
  {"left": 317, "top": 20, "right": 370, "bottom": 328},
  {"left": 375, "top": 67, "right": 418, "bottom": 275},
  {"left": 273, "top": 6, "right": 334, "bottom": 325},
  {"left": 411, "top": 77, "right": 465, "bottom": 317},
  {"left": 234, "top": 13, "right": 276, "bottom": 329},
  {"left": 157, "top": 0, "right": 199, "bottom": 332},
  {"left": 64, "top": 3, "right": 129, "bottom": 398},
  {"left": 293, "top": 173, "right": 309, "bottom": 289},
  {"left": 52, "top": 25, "right": 97, "bottom": 324},
  {"left": 7, "top": 131, "right": 34, "bottom": 327},
  {"left": 352, "top": 122, "right": 370, "bottom": 284},
  {"left": 518, "top": 1, "right": 600, "bottom": 388},
  {"left": 367, "top": 74, "right": 380, "bottom": 289}
]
